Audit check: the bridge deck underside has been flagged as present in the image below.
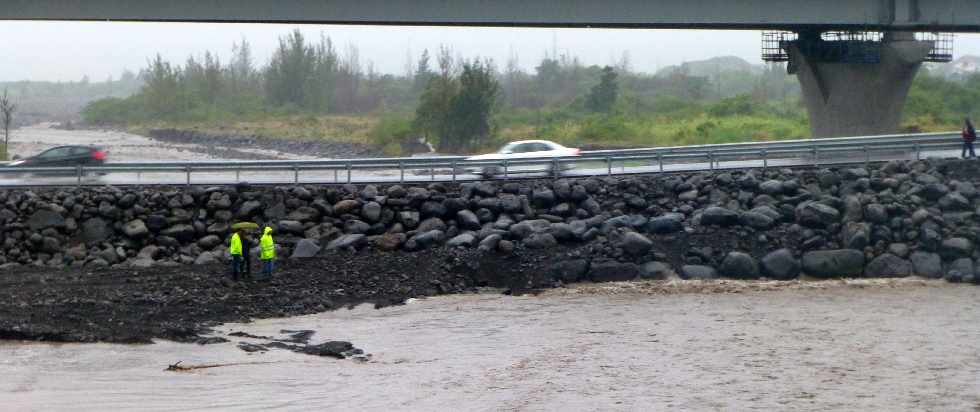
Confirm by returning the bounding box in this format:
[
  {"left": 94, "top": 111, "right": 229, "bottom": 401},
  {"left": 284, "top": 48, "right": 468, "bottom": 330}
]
[{"left": 3, "top": 0, "right": 980, "bottom": 32}]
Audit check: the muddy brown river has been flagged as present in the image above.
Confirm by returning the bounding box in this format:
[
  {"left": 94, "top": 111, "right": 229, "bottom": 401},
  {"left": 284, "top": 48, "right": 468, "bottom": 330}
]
[{"left": 2, "top": 279, "right": 979, "bottom": 411}]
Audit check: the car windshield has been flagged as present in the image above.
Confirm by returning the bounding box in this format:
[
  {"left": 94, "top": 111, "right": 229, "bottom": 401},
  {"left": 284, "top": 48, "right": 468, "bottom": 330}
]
[{"left": 497, "top": 144, "right": 517, "bottom": 154}]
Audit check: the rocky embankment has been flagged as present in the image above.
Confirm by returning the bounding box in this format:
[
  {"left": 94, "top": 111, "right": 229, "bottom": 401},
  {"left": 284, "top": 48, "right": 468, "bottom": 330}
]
[
  {"left": 146, "top": 128, "right": 383, "bottom": 159},
  {"left": 1, "top": 158, "right": 979, "bottom": 342}
]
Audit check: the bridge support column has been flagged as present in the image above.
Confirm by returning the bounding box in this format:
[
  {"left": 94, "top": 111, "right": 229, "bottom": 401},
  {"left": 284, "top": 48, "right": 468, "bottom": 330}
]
[{"left": 788, "top": 32, "right": 932, "bottom": 138}]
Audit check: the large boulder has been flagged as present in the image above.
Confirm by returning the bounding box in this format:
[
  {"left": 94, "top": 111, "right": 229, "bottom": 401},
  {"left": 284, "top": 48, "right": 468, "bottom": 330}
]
[
  {"left": 447, "top": 233, "right": 478, "bottom": 248},
  {"left": 532, "top": 189, "right": 556, "bottom": 208},
  {"left": 681, "top": 265, "right": 718, "bottom": 280},
  {"left": 759, "top": 180, "right": 784, "bottom": 195},
  {"left": 405, "top": 230, "right": 445, "bottom": 251},
  {"left": 700, "top": 207, "right": 740, "bottom": 226},
  {"left": 28, "top": 209, "right": 65, "bottom": 231},
  {"left": 333, "top": 199, "right": 361, "bottom": 215},
  {"left": 796, "top": 202, "right": 840, "bottom": 228},
  {"left": 326, "top": 234, "right": 367, "bottom": 251},
  {"left": 802, "top": 249, "right": 864, "bottom": 278},
  {"left": 940, "top": 238, "right": 974, "bottom": 260},
  {"left": 864, "top": 203, "right": 888, "bottom": 224},
  {"left": 619, "top": 232, "right": 653, "bottom": 255},
  {"left": 291, "top": 239, "right": 322, "bottom": 258},
  {"left": 524, "top": 232, "right": 558, "bottom": 249},
  {"left": 589, "top": 261, "right": 639, "bottom": 282},
  {"left": 761, "top": 249, "right": 800, "bottom": 280},
  {"left": 910, "top": 251, "right": 942, "bottom": 278},
  {"left": 161, "top": 224, "right": 195, "bottom": 243},
  {"left": 197, "top": 235, "right": 222, "bottom": 250},
  {"left": 417, "top": 217, "right": 447, "bottom": 233},
  {"left": 456, "top": 210, "right": 482, "bottom": 231},
  {"left": 478, "top": 234, "right": 502, "bottom": 252},
  {"left": 939, "top": 193, "right": 971, "bottom": 211},
  {"left": 123, "top": 219, "right": 149, "bottom": 238},
  {"left": 945, "top": 258, "right": 975, "bottom": 283},
  {"left": 509, "top": 219, "right": 551, "bottom": 239},
  {"left": 237, "top": 200, "right": 263, "bottom": 217},
  {"left": 646, "top": 215, "right": 684, "bottom": 234},
  {"left": 719, "top": 252, "right": 760, "bottom": 279},
  {"left": 287, "top": 207, "right": 320, "bottom": 222},
  {"left": 841, "top": 222, "right": 870, "bottom": 250},
  {"left": 369, "top": 233, "right": 403, "bottom": 251},
  {"left": 549, "top": 259, "right": 589, "bottom": 282},
  {"left": 639, "top": 261, "right": 675, "bottom": 280},
  {"left": 193, "top": 252, "right": 218, "bottom": 266},
  {"left": 145, "top": 215, "right": 169, "bottom": 232},
  {"left": 397, "top": 211, "right": 420, "bottom": 229},
  {"left": 80, "top": 218, "right": 111, "bottom": 243},
  {"left": 864, "top": 254, "right": 911, "bottom": 277},
  {"left": 277, "top": 220, "right": 306, "bottom": 236},
  {"left": 739, "top": 212, "right": 774, "bottom": 229}
]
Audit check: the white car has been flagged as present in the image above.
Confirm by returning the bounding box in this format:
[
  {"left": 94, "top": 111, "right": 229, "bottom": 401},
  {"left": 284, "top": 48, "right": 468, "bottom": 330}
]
[{"left": 465, "top": 140, "right": 580, "bottom": 178}]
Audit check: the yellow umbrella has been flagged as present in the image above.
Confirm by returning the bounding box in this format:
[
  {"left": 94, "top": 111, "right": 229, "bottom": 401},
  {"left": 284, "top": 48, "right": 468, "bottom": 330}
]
[{"left": 231, "top": 222, "right": 259, "bottom": 231}]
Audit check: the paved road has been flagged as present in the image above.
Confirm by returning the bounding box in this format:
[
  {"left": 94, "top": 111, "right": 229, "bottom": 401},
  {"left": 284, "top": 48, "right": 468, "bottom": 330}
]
[{"left": 0, "top": 148, "right": 965, "bottom": 187}]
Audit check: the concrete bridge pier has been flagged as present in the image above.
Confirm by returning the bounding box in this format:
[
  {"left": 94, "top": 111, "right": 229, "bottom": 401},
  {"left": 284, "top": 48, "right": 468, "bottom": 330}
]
[{"left": 787, "top": 32, "right": 932, "bottom": 138}]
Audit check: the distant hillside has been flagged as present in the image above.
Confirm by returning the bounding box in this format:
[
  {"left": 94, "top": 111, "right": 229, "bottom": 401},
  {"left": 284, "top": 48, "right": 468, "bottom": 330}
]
[
  {"left": 926, "top": 55, "right": 980, "bottom": 79},
  {"left": 656, "top": 56, "right": 764, "bottom": 78},
  {"left": 0, "top": 76, "right": 142, "bottom": 126}
]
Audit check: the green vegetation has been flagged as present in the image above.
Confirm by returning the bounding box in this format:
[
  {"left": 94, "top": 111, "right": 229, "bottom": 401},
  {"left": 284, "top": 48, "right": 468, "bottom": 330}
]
[
  {"left": 0, "top": 89, "right": 14, "bottom": 161},
  {"left": 80, "top": 29, "right": 980, "bottom": 155}
]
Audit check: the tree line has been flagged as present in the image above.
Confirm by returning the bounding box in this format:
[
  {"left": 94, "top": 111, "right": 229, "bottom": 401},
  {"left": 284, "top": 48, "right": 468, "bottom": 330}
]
[{"left": 80, "top": 29, "right": 980, "bottom": 152}]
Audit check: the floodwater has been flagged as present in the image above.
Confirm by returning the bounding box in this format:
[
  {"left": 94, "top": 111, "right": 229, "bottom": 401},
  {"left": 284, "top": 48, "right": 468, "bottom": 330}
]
[
  {"left": 8, "top": 123, "right": 311, "bottom": 162},
  {"left": 2, "top": 279, "right": 980, "bottom": 411}
]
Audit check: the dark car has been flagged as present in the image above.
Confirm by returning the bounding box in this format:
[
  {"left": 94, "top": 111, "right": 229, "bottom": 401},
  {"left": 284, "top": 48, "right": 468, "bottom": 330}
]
[{"left": 6, "top": 145, "right": 108, "bottom": 175}]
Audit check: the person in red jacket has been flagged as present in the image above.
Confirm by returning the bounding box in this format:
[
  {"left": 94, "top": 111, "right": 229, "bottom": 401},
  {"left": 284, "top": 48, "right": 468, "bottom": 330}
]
[{"left": 963, "top": 118, "right": 977, "bottom": 159}]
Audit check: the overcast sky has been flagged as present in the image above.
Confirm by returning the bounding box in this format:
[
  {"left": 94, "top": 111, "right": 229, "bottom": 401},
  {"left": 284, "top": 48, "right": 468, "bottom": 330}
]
[{"left": 1, "top": 21, "right": 979, "bottom": 82}]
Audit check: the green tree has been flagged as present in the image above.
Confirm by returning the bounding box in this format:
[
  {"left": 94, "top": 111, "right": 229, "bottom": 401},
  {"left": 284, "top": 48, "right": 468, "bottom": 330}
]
[
  {"left": 586, "top": 66, "right": 618, "bottom": 113},
  {"left": 141, "top": 54, "right": 179, "bottom": 117},
  {"left": 414, "top": 59, "right": 499, "bottom": 152},
  {"left": 0, "top": 88, "right": 15, "bottom": 160},
  {"left": 444, "top": 60, "right": 500, "bottom": 151}
]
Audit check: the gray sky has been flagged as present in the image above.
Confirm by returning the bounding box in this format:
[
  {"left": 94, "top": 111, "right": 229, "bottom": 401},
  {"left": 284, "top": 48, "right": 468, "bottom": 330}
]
[{"left": 1, "top": 21, "right": 980, "bottom": 82}]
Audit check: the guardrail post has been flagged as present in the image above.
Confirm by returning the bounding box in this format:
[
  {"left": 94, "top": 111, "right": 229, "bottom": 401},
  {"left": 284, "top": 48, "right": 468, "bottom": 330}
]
[
  {"left": 606, "top": 157, "right": 612, "bottom": 176},
  {"left": 863, "top": 145, "right": 870, "bottom": 167},
  {"left": 235, "top": 167, "right": 240, "bottom": 183},
  {"left": 761, "top": 149, "right": 768, "bottom": 173},
  {"left": 451, "top": 160, "right": 457, "bottom": 183},
  {"left": 552, "top": 158, "right": 559, "bottom": 179},
  {"left": 503, "top": 160, "right": 509, "bottom": 180},
  {"left": 708, "top": 151, "right": 714, "bottom": 170},
  {"left": 293, "top": 164, "right": 299, "bottom": 185},
  {"left": 334, "top": 169, "right": 338, "bottom": 183},
  {"left": 914, "top": 143, "right": 921, "bottom": 160},
  {"left": 812, "top": 147, "right": 819, "bottom": 166},
  {"left": 76, "top": 165, "right": 82, "bottom": 187},
  {"left": 346, "top": 162, "right": 352, "bottom": 184},
  {"left": 399, "top": 161, "right": 405, "bottom": 183}
]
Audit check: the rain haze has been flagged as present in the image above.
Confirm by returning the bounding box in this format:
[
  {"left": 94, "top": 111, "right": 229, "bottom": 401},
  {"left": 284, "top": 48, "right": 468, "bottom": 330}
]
[{"left": 3, "top": 21, "right": 976, "bottom": 81}]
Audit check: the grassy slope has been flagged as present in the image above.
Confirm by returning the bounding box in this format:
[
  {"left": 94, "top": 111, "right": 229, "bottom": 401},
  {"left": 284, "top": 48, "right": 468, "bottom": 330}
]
[{"left": 123, "top": 111, "right": 961, "bottom": 156}]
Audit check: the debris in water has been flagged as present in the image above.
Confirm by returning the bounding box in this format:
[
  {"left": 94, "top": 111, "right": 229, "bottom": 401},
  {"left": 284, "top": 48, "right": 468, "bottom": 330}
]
[
  {"left": 164, "top": 360, "right": 275, "bottom": 372},
  {"left": 237, "top": 342, "right": 268, "bottom": 353}
]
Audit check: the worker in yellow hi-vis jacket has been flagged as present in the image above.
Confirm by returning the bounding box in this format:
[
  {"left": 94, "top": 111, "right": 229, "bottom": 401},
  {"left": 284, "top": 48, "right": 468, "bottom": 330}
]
[
  {"left": 260, "top": 226, "right": 276, "bottom": 279},
  {"left": 229, "top": 228, "right": 243, "bottom": 281}
]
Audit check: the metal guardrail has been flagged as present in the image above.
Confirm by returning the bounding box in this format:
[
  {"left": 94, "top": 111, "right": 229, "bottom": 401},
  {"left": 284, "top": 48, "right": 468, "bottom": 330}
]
[{"left": 0, "top": 131, "right": 964, "bottom": 187}]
